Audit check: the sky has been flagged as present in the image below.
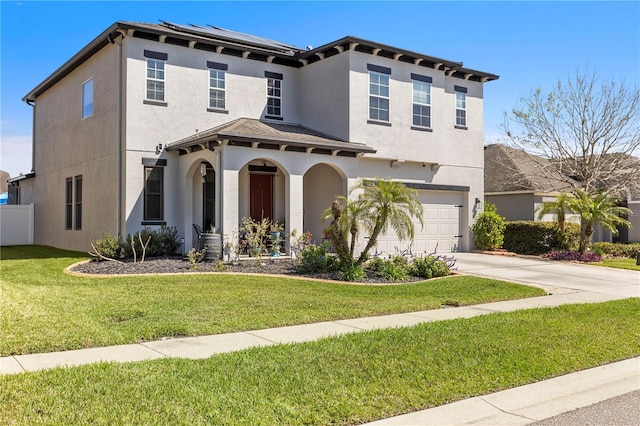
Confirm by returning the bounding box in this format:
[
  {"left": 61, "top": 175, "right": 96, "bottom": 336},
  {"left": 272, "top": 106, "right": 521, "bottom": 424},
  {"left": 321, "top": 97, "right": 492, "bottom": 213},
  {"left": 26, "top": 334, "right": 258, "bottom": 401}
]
[{"left": 1, "top": 1, "right": 639, "bottom": 178}]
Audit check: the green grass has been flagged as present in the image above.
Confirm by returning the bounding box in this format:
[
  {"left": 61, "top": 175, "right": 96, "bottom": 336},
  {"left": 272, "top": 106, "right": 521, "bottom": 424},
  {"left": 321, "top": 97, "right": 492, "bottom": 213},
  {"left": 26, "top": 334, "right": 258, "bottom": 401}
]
[
  {"left": 595, "top": 257, "right": 640, "bottom": 271},
  {"left": 0, "top": 245, "right": 545, "bottom": 356},
  {"left": 2, "top": 299, "right": 639, "bottom": 425}
]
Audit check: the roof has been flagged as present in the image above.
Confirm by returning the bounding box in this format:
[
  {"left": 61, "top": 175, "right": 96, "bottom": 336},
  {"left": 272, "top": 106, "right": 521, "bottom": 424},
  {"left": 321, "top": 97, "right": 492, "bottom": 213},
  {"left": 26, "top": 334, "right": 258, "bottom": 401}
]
[
  {"left": 165, "top": 118, "right": 376, "bottom": 157},
  {"left": 484, "top": 144, "right": 575, "bottom": 193},
  {"left": 23, "top": 21, "right": 498, "bottom": 102}
]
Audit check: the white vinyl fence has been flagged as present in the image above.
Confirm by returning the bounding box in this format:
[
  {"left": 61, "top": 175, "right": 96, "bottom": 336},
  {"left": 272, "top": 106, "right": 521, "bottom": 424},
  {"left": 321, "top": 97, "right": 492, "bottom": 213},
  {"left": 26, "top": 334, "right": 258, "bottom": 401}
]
[{"left": 1, "top": 204, "right": 34, "bottom": 246}]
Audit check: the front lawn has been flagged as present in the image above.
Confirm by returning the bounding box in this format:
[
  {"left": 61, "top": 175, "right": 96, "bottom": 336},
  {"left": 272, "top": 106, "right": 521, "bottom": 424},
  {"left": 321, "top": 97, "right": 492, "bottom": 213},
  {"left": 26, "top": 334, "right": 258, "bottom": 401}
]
[
  {"left": 2, "top": 299, "right": 639, "bottom": 424},
  {"left": 0, "top": 246, "right": 545, "bottom": 356},
  {"left": 596, "top": 258, "right": 640, "bottom": 271}
]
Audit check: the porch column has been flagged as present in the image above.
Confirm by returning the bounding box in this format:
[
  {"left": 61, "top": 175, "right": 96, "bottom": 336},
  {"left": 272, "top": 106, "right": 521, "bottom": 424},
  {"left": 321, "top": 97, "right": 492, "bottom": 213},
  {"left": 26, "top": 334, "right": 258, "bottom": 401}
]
[
  {"left": 221, "top": 168, "right": 240, "bottom": 239},
  {"left": 286, "top": 173, "right": 304, "bottom": 254}
]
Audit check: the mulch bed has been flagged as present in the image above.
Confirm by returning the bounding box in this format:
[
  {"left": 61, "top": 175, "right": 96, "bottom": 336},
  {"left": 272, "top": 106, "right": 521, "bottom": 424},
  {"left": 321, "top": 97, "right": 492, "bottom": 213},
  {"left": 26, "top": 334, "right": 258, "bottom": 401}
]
[{"left": 70, "top": 256, "right": 425, "bottom": 284}]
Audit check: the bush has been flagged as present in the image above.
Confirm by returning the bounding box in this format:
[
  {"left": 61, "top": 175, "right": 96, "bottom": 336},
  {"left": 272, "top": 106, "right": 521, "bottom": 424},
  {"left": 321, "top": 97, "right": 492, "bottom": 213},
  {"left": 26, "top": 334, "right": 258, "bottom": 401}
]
[
  {"left": 542, "top": 250, "right": 601, "bottom": 263},
  {"left": 90, "top": 233, "right": 124, "bottom": 260},
  {"left": 298, "top": 243, "right": 338, "bottom": 274},
  {"left": 503, "top": 221, "right": 580, "bottom": 255},
  {"left": 591, "top": 242, "right": 640, "bottom": 258},
  {"left": 124, "top": 226, "right": 180, "bottom": 258},
  {"left": 472, "top": 203, "right": 506, "bottom": 250},
  {"left": 410, "top": 256, "right": 451, "bottom": 279},
  {"left": 374, "top": 256, "right": 410, "bottom": 282},
  {"left": 338, "top": 263, "right": 366, "bottom": 281}
]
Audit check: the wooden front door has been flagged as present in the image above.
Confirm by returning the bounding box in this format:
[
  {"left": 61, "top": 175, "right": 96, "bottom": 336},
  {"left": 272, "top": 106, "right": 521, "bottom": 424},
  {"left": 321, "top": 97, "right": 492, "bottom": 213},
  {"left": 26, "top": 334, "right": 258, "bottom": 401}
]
[{"left": 250, "top": 173, "right": 273, "bottom": 222}]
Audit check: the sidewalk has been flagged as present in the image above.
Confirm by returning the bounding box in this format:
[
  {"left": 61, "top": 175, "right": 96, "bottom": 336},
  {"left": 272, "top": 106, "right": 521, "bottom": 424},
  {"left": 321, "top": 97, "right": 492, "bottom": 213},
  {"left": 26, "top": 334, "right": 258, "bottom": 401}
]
[{"left": 1, "top": 288, "right": 637, "bottom": 425}]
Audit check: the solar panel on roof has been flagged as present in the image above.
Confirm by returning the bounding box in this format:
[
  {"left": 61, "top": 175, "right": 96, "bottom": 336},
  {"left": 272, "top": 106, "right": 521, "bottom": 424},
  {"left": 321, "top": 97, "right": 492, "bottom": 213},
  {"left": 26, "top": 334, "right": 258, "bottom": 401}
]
[{"left": 163, "top": 21, "right": 301, "bottom": 54}]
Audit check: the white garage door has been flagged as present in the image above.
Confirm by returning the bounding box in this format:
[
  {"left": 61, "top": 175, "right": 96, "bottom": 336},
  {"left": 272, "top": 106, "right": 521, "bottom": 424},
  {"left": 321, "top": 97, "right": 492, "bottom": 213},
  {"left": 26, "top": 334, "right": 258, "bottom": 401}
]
[{"left": 373, "top": 191, "right": 463, "bottom": 255}]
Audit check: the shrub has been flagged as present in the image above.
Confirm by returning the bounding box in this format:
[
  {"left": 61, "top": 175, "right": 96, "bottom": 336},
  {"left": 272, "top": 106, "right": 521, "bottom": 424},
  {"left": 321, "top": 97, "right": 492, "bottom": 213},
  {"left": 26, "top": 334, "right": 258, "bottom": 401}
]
[
  {"left": 472, "top": 203, "right": 506, "bottom": 250},
  {"left": 410, "top": 256, "right": 451, "bottom": 279},
  {"left": 503, "top": 221, "right": 580, "bottom": 255},
  {"left": 124, "top": 226, "right": 180, "bottom": 258},
  {"left": 541, "top": 250, "right": 602, "bottom": 263},
  {"left": 591, "top": 242, "right": 640, "bottom": 258},
  {"left": 90, "top": 233, "right": 124, "bottom": 260},
  {"left": 298, "top": 243, "right": 338, "bottom": 274},
  {"left": 338, "top": 263, "right": 366, "bottom": 281},
  {"left": 375, "top": 257, "right": 409, "bottom": 282}
]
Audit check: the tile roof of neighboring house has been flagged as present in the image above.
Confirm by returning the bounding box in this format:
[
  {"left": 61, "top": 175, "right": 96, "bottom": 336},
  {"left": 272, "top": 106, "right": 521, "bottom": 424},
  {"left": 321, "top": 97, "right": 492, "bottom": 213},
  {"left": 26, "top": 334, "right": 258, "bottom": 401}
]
[
  {"left": 23, "top": 21, "right": 498, "bottom": 102},
  {"left": 166, "top": 118, "right": 376, "bottom": 157},
  {"left": 484, "top": 144, "right": 575, "bottom": 193}
]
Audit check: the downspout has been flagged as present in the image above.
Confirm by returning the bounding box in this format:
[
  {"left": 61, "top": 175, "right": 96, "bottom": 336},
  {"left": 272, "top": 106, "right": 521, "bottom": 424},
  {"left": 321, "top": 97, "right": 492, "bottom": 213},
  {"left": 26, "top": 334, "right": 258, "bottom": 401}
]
[
  {"left": 109, "top": 31, "right": 125, "bottom": 239},
  {"left": 26, "top": 100, "right": 35, "bottom": 173}
]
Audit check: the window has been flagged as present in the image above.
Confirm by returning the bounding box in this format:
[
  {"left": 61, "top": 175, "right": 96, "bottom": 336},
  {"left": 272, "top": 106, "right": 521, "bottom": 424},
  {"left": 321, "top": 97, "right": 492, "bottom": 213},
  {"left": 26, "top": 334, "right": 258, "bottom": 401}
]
[
  {"left": 265, "top": 71, "right": 283, "bottom": 119},
  {"left": 209, "top": 69, "right": 226, "bottom": 110},
  {"left": 65, "top": 178, "right": 73, "bottom": 230},
  {"left": 82, "top": 79, "right": 93, "bottom": 118},
  {"left": 65, "top": 175, "right": 82, "bottom": 230},
  {"left": 146, "top": 58, "right": 165, "bottom": 102},
  {"left": 144, "top": 167, "right": 164, "bottom": 221},
  {"left": 455, "top": 86, "right": 467, "bottom": 127},
  {"left": 74, "top": 176, "right": 82, "bottom": 230},
  {"left": 368, "top": 65, "right": 391, "bottom": 123},
  {"left": 412, "top": 75, "right": 431, "bottom": 128},
  {"left": 207, "top": 61, "right": 228, "bottom": 111}
]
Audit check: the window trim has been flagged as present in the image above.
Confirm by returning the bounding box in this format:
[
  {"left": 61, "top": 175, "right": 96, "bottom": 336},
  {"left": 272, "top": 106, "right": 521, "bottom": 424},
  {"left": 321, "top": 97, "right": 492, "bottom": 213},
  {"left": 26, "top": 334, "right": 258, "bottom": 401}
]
[
  {"left": 455, "top": 86, "right": 467, "bottom": 128},
  {"left": 145, "top": 57, "right": 166, "bottom": 103},
  {"left": 208, "top": 68, "right": 226, "bottom": 111},
  {"left": 82, "top": 78, "right": 93, "bottom": 119},
  {"left": 74, "top": 175, "right": 82, "bottom": 230},
  {"left": 143, "top": 166, "right": 164, "bottom": 222},
  {"left": 65, "top": 178, "right": 73, "bottom": 230},
  {"left": 412, "top": 77, "right": 432, "bottom": 129},
  {"left": 368, "top": 70, "right": 390, "bottom": 123},
  {"left": 265, "top": 74, "right": 283, "bottom": 120}
]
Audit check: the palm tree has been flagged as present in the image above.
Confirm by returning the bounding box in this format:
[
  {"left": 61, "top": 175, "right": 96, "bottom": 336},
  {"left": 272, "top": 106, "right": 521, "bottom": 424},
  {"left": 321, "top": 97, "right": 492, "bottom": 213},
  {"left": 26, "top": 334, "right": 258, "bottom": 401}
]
[
  {"left": 355, "top": 178, "right": 424, "bottom": 265},
  {"left": 537, "top": 192, "right": 577, "bottom": 249},
  {"left": 536, "top": 192, "right": 576, "bottom": 233},
  {"left": 571, "top": 189, "right": 632, "bottom": 253},
  {"left": 322, "top": 196, "right": 367, "bottom": 264}
]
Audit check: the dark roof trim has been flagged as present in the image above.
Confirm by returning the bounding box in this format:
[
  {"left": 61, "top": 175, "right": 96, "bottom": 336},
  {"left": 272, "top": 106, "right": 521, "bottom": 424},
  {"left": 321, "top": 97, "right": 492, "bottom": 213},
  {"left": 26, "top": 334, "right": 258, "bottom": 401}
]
[{"left": 404, "top": 182, "right": 470, "bottom": 192}]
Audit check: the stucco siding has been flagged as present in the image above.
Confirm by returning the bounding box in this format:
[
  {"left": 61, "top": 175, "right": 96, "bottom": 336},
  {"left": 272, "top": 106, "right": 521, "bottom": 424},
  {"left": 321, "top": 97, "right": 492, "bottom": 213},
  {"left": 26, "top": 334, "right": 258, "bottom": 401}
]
[
  {"left": 485, "top": 193, "right": 535, "bottom": 221},
  {"left": 298, "top": 53, "right": 350, "bottom": 141},
  {"left": 32, "top": 44, "right": 119, "bottom": 252}
]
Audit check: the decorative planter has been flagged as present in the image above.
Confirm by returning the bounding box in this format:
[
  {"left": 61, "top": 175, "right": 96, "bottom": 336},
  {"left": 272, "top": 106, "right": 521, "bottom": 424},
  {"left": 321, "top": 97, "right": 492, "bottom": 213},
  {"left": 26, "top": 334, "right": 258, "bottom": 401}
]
[{"left": 201, "top": 233, "right": 222, "bottom": 261}]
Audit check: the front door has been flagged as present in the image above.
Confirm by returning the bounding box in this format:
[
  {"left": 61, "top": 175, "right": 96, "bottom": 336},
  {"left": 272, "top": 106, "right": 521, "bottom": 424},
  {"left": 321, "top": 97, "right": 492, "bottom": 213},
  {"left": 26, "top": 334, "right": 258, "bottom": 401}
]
[{"left": 250, "top": 173, "right": 273, "bottom": 222}]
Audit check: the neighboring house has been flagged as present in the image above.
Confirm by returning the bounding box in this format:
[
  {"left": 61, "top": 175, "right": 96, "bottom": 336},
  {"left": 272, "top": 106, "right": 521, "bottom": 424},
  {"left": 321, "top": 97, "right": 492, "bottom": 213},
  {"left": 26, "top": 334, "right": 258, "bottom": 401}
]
[
  {"left": 484, "top": 144, "right": 640, "bottom": 243},
  {"left": 7, "top": 173, "right": 36, "bottom": 205},
  {"left": 22, "top": 21, "right": 498, "bottom": 254}
]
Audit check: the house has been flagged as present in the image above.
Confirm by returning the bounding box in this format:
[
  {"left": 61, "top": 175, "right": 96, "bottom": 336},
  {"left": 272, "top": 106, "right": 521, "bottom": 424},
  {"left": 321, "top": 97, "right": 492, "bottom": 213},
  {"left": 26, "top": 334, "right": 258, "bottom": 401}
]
[
  {"left": 22, "top": 21, "right": 498, "bottom": 254},
  {"left": 484, "top": 144, "right": 640, "bottom": 243}
]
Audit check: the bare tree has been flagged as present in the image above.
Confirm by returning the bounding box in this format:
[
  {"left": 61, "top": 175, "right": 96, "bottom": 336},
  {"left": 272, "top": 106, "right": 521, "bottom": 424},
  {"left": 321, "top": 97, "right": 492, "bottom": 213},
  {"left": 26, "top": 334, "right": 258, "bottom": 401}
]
[{"left": 503, "top": 69, "right": 640, "bottom": 199}]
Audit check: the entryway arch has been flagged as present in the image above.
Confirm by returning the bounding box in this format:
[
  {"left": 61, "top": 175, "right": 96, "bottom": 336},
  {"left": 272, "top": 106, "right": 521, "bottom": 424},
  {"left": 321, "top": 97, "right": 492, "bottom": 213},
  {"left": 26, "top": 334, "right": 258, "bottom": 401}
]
[{"left": 302, "top": 163, "right": 346, "bottom": 245}]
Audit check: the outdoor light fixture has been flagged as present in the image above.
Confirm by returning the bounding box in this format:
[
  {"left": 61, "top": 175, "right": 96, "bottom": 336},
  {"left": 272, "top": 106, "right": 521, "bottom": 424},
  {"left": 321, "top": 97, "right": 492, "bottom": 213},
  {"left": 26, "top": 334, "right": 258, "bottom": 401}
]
[
  {"left": 475, "top": 197, "right": 482, "bottom": 209},
  {"left": 200, "top": 163, "right": 207, "bottom": 183}
]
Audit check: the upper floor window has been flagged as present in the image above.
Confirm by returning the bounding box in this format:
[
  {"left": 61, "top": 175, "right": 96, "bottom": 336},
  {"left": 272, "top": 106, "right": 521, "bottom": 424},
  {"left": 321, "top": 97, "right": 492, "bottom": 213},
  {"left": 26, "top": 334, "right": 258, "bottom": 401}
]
[
  {"left": 265, "top": 71, "right": 283, "bottom": 120},
  {"left": 207, "top": 61, "right": 228, "bottom": 112},
  {"left": 368, "top": 64, "right": 391, "bottom": 123},
  {"left": 144, "top": 50, "right": 168, "bottom": 103},
  {"left": 412, "top": 74, "right": 432, "bottom": 129},
  {"left": 455, "top": 86, "right": 467, "bottom": 128},
  {"left": 82, "top": 79, "right": 93, "bottom": 119}
]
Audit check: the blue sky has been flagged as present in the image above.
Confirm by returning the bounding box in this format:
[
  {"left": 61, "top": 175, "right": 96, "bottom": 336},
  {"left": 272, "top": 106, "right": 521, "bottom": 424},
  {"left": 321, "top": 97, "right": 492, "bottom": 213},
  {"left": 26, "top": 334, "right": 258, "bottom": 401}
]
[{"left": 1, "top": 1, "right": 638, "bottom": 178}]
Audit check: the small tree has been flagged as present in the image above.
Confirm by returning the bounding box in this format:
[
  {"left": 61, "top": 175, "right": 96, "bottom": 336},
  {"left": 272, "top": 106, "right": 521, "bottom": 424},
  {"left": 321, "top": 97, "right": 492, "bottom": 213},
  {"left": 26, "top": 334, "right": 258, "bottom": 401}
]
[
  {"left": 570, "top": 189, "right": 631, "bottom": 253},
  {"left": 536, "top": 192, "right": 577, "bottom": 249},
  {"left": 323, "top": 178, "right": 424, "bottom": 267},
  {"left": 472, "top": 202, "right": 506, "bottom": 250}
]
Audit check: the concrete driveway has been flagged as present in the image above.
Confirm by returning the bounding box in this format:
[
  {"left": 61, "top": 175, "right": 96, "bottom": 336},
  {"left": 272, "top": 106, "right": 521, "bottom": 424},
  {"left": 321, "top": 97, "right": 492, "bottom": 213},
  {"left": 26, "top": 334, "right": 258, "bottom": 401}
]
[{"left": 454, "top": 253, "right": 639, "bottom": 298}]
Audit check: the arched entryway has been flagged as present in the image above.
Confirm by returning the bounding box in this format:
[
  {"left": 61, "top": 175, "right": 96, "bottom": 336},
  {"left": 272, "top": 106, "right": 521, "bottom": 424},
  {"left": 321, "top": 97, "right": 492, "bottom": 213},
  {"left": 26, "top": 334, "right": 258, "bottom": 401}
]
[
  {"left": 303, "top": 163, "right": 346, "bottom": 245},
  {"left": 239, "top": 159, "right": 287, "bottom": 226},
  {"left": 189, "top": 160, "right": 216, "bottom": 247}
]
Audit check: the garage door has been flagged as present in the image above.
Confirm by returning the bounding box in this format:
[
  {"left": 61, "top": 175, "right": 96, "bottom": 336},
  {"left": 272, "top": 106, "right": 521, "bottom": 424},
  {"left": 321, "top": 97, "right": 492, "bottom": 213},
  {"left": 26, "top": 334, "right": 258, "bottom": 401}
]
[{"left": 373, "top": 191, "right": 463, "bottom": 255}]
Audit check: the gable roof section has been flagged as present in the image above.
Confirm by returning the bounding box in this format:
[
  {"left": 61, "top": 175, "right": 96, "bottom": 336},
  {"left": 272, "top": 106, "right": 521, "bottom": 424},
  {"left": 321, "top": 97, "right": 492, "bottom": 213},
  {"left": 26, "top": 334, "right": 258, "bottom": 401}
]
[
  {"left": 484, "top": 144, "right": 574, "bottom": 194},
  {"left": 23, "top": 21, "right": 498, "bottom": 102},
  {"left": 165, "top": 118, "right": 376, "bottom": 157}
]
